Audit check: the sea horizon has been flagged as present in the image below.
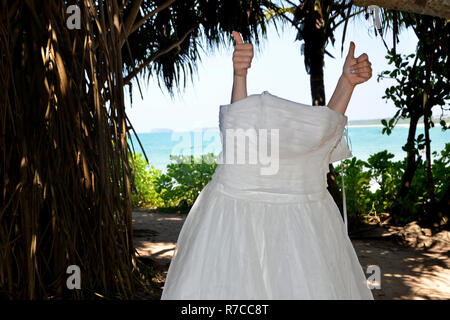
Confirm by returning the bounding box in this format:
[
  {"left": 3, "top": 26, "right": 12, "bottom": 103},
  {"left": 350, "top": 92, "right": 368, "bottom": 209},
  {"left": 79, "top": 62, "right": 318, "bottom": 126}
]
[
  {"left": 131, "top": 123, "right": 449, "bottom": 174},
  {"left": 138, "top": 115, "right": 449, "bottom": 134}
]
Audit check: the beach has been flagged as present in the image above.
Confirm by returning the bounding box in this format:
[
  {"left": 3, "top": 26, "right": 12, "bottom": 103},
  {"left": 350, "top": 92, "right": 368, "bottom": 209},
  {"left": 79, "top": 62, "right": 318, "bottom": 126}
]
[{"left": 133, "top": 210, "right": 450, "bottom": 300}]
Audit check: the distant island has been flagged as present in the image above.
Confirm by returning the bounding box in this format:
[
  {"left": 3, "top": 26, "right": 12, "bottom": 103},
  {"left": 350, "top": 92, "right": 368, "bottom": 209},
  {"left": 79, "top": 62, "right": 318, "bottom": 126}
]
[
  {"left": 145, "top": 126, "right": 219, "bottom": 133},
  {"left": 144, "top": 115, "right": 449, "bottom": 132},
  {"left": 348, "top": 115, "right": 449, "bottom": 127},
  {"left": 147, "top": 128, "right": 174, "bottom": 133}
]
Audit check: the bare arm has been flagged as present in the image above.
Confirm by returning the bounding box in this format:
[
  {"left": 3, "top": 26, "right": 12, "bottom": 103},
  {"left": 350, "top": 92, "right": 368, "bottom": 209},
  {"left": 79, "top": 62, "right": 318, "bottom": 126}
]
[
  {"left": 231, "top": 31, "right": 254, "bottom": 104},
  {"left": 327, "top": 76, "right": 355, "bottom": 115},
  {"left": 328, "top": 41, "right": 372, "bottom": 115},
  {"left": 231, "top": 75, "right": 248, "bottom": 103}
]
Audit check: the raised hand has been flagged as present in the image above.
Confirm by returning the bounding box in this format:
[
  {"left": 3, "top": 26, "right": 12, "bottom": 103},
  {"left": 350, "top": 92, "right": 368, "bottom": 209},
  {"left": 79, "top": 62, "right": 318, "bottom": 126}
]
[
  {"left": 342, "top": 41, "right": 372, "bottom": 86},
  {"left": 232, "top": 31, "right": 254, "bottom": 78}
]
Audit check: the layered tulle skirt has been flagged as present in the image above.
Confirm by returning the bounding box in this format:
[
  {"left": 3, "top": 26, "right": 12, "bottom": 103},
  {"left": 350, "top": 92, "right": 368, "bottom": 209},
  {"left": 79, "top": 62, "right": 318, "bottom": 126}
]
[{"left": 160, "top": 178, "right": 374, "bottom": 300}]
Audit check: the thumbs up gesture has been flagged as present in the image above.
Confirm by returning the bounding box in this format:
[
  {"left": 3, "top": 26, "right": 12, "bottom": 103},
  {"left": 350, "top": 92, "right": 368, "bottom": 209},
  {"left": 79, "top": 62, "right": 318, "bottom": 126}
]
[
  {"left": 342, "top": 41, "right": 372, "bottom": 86},
  {"left": 232, "top": 31, "right": 254, "bottom": 77}
]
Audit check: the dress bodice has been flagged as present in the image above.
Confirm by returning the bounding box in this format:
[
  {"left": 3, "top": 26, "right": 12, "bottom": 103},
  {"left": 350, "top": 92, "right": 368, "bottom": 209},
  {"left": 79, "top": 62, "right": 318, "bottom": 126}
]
[
  {"left": 162, "top": 89, "right": 372, "bottom": 300},
  {"left": 212, "top": 91, "right": 352, "bottom": 202}
]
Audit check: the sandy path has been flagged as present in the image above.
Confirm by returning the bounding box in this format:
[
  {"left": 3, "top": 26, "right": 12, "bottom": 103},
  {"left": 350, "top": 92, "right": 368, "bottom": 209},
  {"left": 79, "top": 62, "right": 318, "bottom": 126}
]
[{"left": 133, "top": 210, "right": 450, "bottom": 300}]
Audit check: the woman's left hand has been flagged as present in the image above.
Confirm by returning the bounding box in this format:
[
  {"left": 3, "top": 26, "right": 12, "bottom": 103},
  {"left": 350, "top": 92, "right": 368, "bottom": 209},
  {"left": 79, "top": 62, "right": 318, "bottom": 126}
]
[{"left": 342, "top": 41, "right": 372, "bottom": 87}]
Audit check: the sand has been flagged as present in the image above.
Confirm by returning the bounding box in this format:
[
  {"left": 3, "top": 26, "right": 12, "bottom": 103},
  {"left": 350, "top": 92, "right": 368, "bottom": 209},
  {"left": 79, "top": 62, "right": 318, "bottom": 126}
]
[{"left": 133, "top": 210, "right": 450, "bottom": 300}]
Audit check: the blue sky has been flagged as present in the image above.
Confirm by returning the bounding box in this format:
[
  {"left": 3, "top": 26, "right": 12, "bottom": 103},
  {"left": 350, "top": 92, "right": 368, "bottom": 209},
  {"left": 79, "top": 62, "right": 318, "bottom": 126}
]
[{"left": 125, "top": 16, "right": 433, "bottom": 133}]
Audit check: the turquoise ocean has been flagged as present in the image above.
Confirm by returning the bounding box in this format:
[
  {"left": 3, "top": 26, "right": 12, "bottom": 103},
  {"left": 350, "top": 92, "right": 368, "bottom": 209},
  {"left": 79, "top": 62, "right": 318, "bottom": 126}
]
[{"left": 131, "top": 125, "right": 449, "bottom": 173}]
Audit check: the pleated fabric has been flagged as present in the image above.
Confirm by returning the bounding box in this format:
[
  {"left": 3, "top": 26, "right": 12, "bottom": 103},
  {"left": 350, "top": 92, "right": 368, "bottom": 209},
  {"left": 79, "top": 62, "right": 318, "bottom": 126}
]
[{"left": 161, "top": 91, "right": 374, "bottom": 300}]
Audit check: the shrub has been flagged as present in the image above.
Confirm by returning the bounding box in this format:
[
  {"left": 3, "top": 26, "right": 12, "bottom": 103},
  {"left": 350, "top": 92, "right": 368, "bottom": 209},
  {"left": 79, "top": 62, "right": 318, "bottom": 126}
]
[
  {"left": 130, "top": 144, "right": 448, "bottom": 229},
  {"left": 365, "top": 150, "right": 403, "bottom": 215},
  {"left": 336, "top": 143, "right": 449, "bottom": 228},
  {"left": 154, "top": 153, "right": 218, "bottom": 209},
  {"left": 335, "top": 158, "right": 373, "bottom": 229},
  {"left": 129, "top": 152, "right": 165, "bottom": 208}
]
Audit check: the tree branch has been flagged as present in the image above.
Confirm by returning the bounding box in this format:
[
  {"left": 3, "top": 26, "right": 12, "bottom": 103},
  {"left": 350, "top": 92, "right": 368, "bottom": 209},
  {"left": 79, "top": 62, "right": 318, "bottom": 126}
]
[
  {"left": 331, "top": 8, "right": 365, "bottom": 31},
  {"left": 121, "top": 0, "right": 142, "bottom": 45},
  {"left": 131, "top": 0, "right": 175, "bottom": 35},
  {"left": 123, "top": 26, "right": 196, "bottom": 85}
]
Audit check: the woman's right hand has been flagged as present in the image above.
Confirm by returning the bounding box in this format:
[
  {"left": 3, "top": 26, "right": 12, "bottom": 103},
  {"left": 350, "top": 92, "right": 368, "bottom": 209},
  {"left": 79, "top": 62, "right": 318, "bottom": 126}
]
[{"left": 232, "top": 31, "right": 254, "bottom": 78}]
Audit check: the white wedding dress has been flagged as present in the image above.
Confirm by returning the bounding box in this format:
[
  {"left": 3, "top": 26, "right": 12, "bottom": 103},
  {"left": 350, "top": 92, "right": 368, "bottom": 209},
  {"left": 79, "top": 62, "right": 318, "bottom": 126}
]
[{"left": 161, "top": 91, "right": 374, "bottom": 300}]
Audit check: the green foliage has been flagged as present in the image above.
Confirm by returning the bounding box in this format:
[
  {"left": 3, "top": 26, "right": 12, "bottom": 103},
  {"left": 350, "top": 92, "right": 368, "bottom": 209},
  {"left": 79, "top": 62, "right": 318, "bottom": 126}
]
[
  {"left": 377, "top": 46, "right": 449, "bottom": 134},
  {"left": 130, "top": 145, "right": 448, "bottom": 230},
  {"left": 155, "top": 153, "right": 218, "bottom": 209},
  {"left": 130, "top": 152, "right": 218, "bottom": 210},
  {"left": 335, "top": 144, "right": 449, "bottom": 229},
  {"left": 431, "top": 143, "right": 450, "bottom": 200},
  {"left": 404, "top": 144, "right": 450, "bottom": 224},
  {"left": 129, "top": 152, "right": 165, "bottom": 208},
  {"left": 377, "top": 51, "right": 424, "bottom": 131},
  {"left": 365, "top": 150, "right": 403, "bottom": 212},
  {"left": 375, "top": 14, "right": 449, "bottom": 227},
  {"left": 335, "top": 158, "right": 372, "bottom": 228},
  {"left": 123, "top": 0, "right": 271, "bottom": 94}
]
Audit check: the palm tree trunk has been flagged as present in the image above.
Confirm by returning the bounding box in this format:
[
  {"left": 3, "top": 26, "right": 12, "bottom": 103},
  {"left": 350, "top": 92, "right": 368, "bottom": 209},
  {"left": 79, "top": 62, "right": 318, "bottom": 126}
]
[
  {"left": 309, "top": 45, "right": 326, "bottom": 106},
  {"left": 0, "top": 0, "right": 136, "bottom": 299},
  {"left": 306, "top": 28, "right": 344, "bottom": 220}
]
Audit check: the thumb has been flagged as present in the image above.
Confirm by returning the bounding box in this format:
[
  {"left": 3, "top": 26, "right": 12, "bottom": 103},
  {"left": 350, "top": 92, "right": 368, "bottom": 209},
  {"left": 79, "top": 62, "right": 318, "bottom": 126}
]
[
  {"left": 346, "top": 41, "right": 355, "bottom": 61},
  {"left": 232, "top": 31, "right": 244, "bottom": 44}
]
